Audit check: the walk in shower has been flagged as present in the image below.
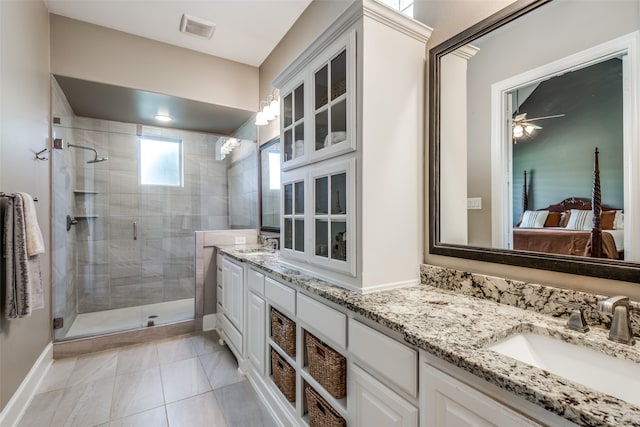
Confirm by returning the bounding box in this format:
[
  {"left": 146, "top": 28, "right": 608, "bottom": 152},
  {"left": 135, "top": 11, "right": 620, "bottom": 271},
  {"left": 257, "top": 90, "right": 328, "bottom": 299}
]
[{"left": 51, "top": 76, "right": 257, "bottom": 341}]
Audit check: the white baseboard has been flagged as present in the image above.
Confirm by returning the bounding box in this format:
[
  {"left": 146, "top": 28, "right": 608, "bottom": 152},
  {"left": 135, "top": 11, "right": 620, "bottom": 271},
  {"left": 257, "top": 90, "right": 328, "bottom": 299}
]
[
  {"left": 0, "top": 342, "right": 53, "bottom": 427},
  {"left": 202, "top": 313, "right": 218, "bottom": 331}
]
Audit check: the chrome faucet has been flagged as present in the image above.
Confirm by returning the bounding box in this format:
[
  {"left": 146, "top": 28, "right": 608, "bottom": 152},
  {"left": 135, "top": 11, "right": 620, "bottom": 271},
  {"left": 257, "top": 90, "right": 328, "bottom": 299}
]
[
  {"left": 597, "top": 296, "right": 636, "bottom": 345},
  {"left": 265, "top": 237, "right": 279, "bottom": 253}
]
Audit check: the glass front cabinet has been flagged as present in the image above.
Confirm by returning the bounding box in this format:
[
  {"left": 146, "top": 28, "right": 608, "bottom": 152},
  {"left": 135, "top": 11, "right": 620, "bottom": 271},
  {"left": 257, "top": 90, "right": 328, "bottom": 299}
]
[
  {"left": 280, "top": 30, "right": 356, "bottom": 172},
  {"left": 274, "top": 2, "right": 431, "bottom": 292},
  {"left": 281, "top": 158, "right": 355, "bottom": 275}
]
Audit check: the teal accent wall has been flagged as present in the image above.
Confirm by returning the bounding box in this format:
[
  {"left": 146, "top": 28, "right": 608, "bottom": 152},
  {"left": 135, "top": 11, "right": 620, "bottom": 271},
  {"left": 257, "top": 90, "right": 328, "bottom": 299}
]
[{"left": 512, "top": 58, "right": 623, "bottom": 225}]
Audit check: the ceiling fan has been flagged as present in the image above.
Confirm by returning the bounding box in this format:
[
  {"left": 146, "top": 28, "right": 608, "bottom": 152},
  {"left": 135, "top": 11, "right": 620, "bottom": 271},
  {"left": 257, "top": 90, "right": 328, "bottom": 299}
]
[{"left": 512, "top": 112, "right": 565, "bottom": 140}]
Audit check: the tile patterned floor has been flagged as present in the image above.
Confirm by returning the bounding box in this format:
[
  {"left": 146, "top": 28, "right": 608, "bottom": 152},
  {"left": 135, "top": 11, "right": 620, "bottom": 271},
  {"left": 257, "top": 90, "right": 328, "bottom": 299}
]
[{"left": 18, "top": 331, "right": 278, "bottom": 427}]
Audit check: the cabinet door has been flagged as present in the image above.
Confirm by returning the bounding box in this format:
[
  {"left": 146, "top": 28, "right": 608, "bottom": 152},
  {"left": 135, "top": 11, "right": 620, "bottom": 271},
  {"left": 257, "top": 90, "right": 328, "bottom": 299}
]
[
  {"left": 310, "top": 157, "right": 356, "bottom": 276},
  {"left": 222, "top": 258, "right": 244, "bottom": 331},
  {"left": 247, "top": 291, "right": 266, "bottom": 374},
  {"left": 281, "top": 78, "right": 308, "bottom": 170},
  {"left": 281, "top": 170, "right": 307, "bottom": 260},
  {"left": 422, "top": 364, "right": 540, "bottom": 427},
  {"left": 310, "top": 30, "right": 356, "bottom": 163},
  {"left": 351, "top": 364, "right": 418, "bottom": 427}
]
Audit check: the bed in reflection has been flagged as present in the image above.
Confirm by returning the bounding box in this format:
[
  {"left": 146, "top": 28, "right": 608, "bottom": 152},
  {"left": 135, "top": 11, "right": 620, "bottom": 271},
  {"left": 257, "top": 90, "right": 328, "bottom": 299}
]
[{"left": 513, "top": 149, "right": 624, "bottom": 259}]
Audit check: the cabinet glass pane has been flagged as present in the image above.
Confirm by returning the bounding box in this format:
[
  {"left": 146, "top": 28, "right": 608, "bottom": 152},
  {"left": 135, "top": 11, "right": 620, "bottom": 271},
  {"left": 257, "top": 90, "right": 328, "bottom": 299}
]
[
  {"left": 284, "top": 218, "right": 293, "bottom": 249},
  {"left": 284, "top": 184, "right": 293, "bottom": 215},
  {"left": 315, "top": 110, "right": 328, "bottom": 152},
  {"left": 295, "top": 220, "right": 305, "bottom": 252},
  {"left": 294, "top": 123, "right": 304, "bottom": 158},
  {"left": 315, "top": 177, "right": 328, "bottom": 214},
  {"left": 284, "top": 93, "right": 293, "bottom": 127},
  {"left": 284, "top": 129, "right": 293, "bottom": 162},
  {"left": 315, "top": 64, "right": 329, "bottom": 109},
  {"left": 331, "top": 100, "right": 347, "bottom": 143},
  {"left": 331, "top": 50, "right": 347, "bottom": 101},
  {"left": 331, "top": 221, "right": 347, "bottom": 261},
  {"left": 294, "top": 85, "right": 304, "bottom": 122},
  {"left": 315, "top": 219, "right": 328, "bottom": 257},
  {"left": 295, "top": 181, "right": 304, "bottom": 214},
  {"left": 331, "top": 173, "right": 346, "bottom": 214}
]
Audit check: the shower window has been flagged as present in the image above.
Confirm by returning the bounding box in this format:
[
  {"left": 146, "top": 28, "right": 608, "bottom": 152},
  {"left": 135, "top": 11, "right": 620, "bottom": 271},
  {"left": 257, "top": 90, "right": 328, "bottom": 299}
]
[{"left": 139, "top": 136, "right": 183, "bottom": 186}]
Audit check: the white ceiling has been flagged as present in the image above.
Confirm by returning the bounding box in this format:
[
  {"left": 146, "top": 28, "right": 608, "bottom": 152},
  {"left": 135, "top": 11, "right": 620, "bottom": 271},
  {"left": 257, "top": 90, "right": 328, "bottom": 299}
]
[{"left": 44, "top": 0, "right": 313, "bottom": 67}]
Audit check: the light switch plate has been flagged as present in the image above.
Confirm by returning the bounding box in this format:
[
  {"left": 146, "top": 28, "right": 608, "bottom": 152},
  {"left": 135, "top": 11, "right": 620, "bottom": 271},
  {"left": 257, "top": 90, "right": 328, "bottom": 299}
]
[
  {"left": 235, "top": 236, "right": 246, "bottom": 244},
  {"left": 467, "top": 197, "right": 482, "bottom": 210}
]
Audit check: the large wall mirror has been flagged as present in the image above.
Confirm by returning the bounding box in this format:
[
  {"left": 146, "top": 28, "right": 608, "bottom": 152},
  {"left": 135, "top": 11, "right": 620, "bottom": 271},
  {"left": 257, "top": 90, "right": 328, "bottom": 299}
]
[{"left": 429, "top": 0, "right": 640, "bottom": 282}]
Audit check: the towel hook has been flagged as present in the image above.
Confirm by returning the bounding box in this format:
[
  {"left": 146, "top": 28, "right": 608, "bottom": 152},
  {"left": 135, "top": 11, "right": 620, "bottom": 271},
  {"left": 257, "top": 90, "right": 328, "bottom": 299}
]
[{"left": 35, "top": 148, "right": 48, "bottom": 161}]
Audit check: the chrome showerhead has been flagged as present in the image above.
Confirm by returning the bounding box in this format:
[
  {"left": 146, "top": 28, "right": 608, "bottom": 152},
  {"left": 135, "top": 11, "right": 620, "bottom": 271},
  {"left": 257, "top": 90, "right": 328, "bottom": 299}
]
[
  {"left": 67, "top": 143, "right": 108, "bottom": 164},
  {"left": 86, "top": 157, "right": 108, "bottom": 164}
]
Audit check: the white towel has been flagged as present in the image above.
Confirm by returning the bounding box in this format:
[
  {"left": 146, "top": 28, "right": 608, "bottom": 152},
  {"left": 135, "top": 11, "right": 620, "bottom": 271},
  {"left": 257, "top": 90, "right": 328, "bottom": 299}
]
[{"left": 18, "top": 192, "right": 45, "bottom": 256}]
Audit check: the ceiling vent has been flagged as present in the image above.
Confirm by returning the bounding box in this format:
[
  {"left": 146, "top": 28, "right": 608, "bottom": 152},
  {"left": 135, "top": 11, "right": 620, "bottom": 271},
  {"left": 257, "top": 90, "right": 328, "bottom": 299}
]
[{"left": 179, "top": 14, "right": 216, "bottom": 39}]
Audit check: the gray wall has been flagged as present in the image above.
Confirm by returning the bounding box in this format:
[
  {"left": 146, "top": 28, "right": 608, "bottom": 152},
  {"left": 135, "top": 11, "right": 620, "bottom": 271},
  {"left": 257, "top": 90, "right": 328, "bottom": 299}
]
[
  {"left": 0, "top": 0, "right": 51, "bottom": 411},
  {"left": 512, "top": 58, "right": 623, "bottom": 224}
]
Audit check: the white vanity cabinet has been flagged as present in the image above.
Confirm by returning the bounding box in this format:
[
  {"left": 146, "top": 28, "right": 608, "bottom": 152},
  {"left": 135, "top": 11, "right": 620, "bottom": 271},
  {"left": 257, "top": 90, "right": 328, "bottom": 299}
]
[
  {"left": 247, "top": 268, "right": 266, "bottom": 374},
  {"left": 219, "top": 257, "right": 244, "bottom": 357},
  {"left": 421, "top": 364, "right": 540, "bottom": 427},
  {"left": 274, "top": 0, "right": 432, "bottom": 292},
  {"left": 351, "top": 364, "right": 418, "bottom": 427}
]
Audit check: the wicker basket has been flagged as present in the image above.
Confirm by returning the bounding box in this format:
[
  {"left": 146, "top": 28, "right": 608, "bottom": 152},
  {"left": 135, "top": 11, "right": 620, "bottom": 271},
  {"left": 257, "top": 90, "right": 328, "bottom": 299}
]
[
  {"left": 305, "top": 386, "right": 346, "bottom": 427},
  {"left": 271, "top": 348, "right": 296, "bottom": 402},
  {"left": 305, "top": 332, "right": 346, "bottom": 399},
  {"left": 271, "top": 307, "right": 296, "bottom": 357}
]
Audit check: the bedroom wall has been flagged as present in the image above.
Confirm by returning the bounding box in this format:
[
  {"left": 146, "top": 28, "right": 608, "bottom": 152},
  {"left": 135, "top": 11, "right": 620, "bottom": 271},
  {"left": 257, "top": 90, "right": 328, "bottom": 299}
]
[
  {"left": 512, "top": 58, "right": 624, "bottom": 224},
  {"left": 418, "top": 0, "right": 640, "bottom": 301}
]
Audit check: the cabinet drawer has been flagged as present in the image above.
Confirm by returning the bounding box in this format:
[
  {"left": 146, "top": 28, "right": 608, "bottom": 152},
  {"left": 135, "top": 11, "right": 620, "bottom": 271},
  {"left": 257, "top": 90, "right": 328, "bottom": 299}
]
[
  {"left": 220, "top": 313, "right": 243, "bottom": 354},
  {"left": 265, "top": 277, "right": 296, "bottom": 315},
  {"left": 247, "top": 268, "right": 265, "bottom": 295},
  {"left": 298, "top": 293, "right": 346, "bottom": 348},
  {"left": 349, "top": 319, "right": 417, "bottom": 397}
]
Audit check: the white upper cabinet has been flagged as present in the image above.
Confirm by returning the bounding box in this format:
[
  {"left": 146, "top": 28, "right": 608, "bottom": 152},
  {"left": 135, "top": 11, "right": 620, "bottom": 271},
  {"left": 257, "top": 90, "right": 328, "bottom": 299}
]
[{"left": 274, "top": 0, "right": 433, "bottom": 292}]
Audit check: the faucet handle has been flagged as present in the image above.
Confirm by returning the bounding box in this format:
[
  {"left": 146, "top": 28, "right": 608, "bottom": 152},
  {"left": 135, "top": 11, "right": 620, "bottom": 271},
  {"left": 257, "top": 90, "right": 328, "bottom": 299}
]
[
  {"left": 597, "top": 295, "right": 629, "bottom": 314},
  {"left": 559, "top": 301, "right": 589, "bottom": 333}
]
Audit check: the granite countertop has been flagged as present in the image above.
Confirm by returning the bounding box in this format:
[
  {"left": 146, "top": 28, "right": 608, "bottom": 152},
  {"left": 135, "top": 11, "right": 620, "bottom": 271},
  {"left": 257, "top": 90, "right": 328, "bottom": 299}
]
[{"left": 219, "top": 245, "right": 640, "bottom": 427}]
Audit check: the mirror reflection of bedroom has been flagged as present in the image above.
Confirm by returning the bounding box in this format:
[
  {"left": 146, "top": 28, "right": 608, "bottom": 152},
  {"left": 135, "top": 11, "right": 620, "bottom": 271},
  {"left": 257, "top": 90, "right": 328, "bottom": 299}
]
[{"left": 510, "top": 57, "right": 626, "bottom": 260}]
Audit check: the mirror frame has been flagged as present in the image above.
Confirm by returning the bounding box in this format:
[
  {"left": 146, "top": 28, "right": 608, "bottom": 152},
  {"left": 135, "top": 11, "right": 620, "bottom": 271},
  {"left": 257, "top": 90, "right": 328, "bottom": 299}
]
[
  {"left": 259, "top": 136, "right": 281, "bottom": 233},
  {"left": 428, "top": 0, "right": 640, "bottom": 283}
]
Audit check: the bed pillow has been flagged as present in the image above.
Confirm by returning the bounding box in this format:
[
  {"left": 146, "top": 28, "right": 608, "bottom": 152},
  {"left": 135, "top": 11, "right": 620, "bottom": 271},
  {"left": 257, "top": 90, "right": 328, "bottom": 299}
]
[
  {"left": 544, "top": 211, "right": 562, "bottom": 227},
  {"left": 615, "top": 211, "right": 624, "bottom": 229},
  {"left": 601, "top": 210, "right": 617, "bottom": 230},
  {"left": 565, "top": 209, "right": 594, "bottom": 230},
  {"left": 518, "top": 210, "right": 549, "bottom": 228}
]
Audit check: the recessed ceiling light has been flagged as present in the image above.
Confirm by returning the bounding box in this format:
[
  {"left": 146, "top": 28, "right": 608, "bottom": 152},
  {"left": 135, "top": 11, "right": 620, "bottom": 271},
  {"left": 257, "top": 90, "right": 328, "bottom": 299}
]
[{"left": 155, "top": 114, "right": 172, "bottom": 122}]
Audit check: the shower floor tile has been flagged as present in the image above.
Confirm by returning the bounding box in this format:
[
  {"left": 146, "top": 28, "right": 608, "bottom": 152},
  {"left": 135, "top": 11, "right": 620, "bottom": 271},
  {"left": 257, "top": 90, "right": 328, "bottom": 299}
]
[{"left": 65, "top": 298, "right": 194, "bottom": 338}]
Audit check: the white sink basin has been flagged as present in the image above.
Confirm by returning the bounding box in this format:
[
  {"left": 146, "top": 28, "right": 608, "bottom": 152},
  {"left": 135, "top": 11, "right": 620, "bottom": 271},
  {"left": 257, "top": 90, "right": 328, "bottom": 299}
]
[{"left": 488, "top": 332, "right": 640, "bottom": 407}]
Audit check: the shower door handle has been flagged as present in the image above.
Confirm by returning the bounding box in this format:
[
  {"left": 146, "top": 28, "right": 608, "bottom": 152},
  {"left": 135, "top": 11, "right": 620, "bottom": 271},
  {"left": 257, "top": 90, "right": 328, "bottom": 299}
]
[{"left": 133, "top": 221, "right": 137, "bottom": 240}]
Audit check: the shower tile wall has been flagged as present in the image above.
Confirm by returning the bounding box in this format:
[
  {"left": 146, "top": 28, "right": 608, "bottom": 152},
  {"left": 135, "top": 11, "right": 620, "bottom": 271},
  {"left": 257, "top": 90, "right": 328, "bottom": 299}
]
[
  {"left": 228, "top": 124, "right": 258, "bottom": 229},
  {"left": 70, "top": 122, "right": 230, "bottom": 314}
]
